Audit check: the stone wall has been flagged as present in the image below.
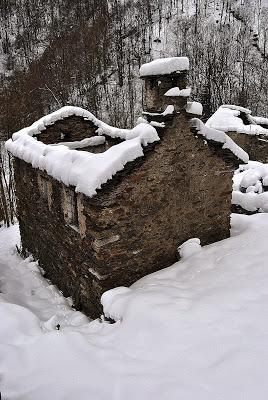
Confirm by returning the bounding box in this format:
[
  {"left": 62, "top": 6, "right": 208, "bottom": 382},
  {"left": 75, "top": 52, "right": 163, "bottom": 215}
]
[
  {"left": 227, "top": 131, "right": 268, "bottom": 163},
  {"left": 0, "top": 133, "right": 7, "bottom": 140},
  {"left": 143, "top": 72, "right": 188, "bottom": 113},
  {"left": 14, "top": 110, "right": 237, "bottom": 318}
]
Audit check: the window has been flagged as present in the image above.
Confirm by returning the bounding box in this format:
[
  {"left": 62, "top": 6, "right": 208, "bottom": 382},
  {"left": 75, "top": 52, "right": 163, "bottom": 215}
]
[
  {"left": 63, "top": 187, "right": 79, "bottom": 231},
  {"left": 37, "top": 174, "right": 52, "bottom": 210},
  {"left": 38, "top": 174, "right": 48, "bottom": 198}
]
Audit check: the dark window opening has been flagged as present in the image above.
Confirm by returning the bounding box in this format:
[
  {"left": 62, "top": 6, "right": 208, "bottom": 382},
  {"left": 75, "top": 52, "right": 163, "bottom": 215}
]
[{"left": 63, "top": 187, "right": 79, "bottom": 231}]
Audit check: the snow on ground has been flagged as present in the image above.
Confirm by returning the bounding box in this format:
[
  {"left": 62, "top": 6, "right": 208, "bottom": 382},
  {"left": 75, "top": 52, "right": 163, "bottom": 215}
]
[
  {"left": 232, "top": 161, "right": 268, "bottom": 212},
  {"left": 1, "top": 213, "right": 268, "bottom": 399}
]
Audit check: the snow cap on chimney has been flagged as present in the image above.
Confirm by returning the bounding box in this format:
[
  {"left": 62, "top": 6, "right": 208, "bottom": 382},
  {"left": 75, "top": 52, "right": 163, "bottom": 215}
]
[
  {"left": 140, "top": 57, "right": 190, "bottom": 113},
  {"left": 139, "top": 57, "right": 189, "bottom": 78}
]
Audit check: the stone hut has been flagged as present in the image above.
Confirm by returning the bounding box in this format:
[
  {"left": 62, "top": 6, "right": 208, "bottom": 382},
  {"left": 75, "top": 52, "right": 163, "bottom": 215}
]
[
  {"left": 206, "top": 104, "right": 268, "bottom": 163},
  {"left": 6, "top": 57, "right": 248, "bottom": 318}
]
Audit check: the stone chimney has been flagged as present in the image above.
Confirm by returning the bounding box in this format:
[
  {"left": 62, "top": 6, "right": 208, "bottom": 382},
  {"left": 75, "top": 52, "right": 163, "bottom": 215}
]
[{"left": 139, "top": 57, "right": 190, "bottom": 113}]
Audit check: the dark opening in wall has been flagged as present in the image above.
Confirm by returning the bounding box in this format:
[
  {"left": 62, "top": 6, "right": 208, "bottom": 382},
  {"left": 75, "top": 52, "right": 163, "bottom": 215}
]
[
  {"left": 37, "top": 174, "right": 52, "bottom": 211},
  {"left": 239, "top": 112, "right": 251, "bottom": 125},
  {"left": 63, "top": 187, "right": 79, "bottom": 231}
]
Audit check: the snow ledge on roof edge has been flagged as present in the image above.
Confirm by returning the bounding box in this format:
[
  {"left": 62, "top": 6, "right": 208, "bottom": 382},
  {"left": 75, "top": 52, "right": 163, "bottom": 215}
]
[
  {"left": 191, "top": 118, "right": 249, "bottom": 163},
  {"left": 5, "top": 106, "right": 160, "bottom": 197}
]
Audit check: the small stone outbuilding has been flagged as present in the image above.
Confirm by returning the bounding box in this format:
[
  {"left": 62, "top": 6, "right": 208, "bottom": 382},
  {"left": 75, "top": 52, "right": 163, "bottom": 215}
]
[
  {"left": 6, "top": 57, "right": 248, "bottom": 318},
  {"left": 206, "top": 104, "right": 268, "bottom": 163}
]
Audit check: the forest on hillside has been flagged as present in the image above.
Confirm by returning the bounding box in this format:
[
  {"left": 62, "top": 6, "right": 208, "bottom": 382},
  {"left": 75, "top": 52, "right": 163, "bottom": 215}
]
[
  {"left": 1, "top": 0, "right": 268, "bottom": 226},
  {"left": 0, "top": 0, "right": 267, "bottom": 135}
]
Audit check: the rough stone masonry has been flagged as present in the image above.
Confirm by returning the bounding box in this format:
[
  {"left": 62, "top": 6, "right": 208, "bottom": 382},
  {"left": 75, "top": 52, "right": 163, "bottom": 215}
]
[{"left": 12, "top": 59, "right": 242, "bottom": 318}]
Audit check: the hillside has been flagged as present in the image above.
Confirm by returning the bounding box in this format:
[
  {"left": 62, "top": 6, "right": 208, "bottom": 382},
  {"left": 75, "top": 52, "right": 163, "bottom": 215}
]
[
  {"left": 1, "top": 2, "right": 268, "bottom": 398},
  {"left": 0, "top": 0, "right": 268, "bottom": 137}
]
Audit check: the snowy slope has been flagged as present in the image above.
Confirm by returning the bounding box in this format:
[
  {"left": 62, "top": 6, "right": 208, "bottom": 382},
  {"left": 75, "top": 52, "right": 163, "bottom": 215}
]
[{"left": 1, "top": 213, "right": 268, "bottom": 399}]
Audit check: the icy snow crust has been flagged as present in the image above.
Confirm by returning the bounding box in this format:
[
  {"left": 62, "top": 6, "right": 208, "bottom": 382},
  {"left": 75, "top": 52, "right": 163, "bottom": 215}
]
[
  {"left": 206, "top": 105, "right": 268, "bottom": 136},
  {"left": 5, "top": 106, "right": 160, "bottom": 197},
  {"left": 139, "top": 57, "right": 189, "bottom": 77},
  {"left": 191, "top": 118, "right": 249, "bottom": 163},
  {"left": 2, "top": 214, "right": 268, "bottom": 399}
]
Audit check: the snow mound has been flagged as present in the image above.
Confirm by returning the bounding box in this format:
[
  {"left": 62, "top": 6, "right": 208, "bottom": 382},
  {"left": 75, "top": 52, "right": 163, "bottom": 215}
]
[
  {"left": 185, "top": 101, "right": 203, "bottom": 115},
  {"left": 206, "top": 105, "right": 268, "bottom": 136},
  {"left": 178, "top": 238, "right": 201, "bottom": 259},
  {"left": 164, "top": 87, "right": 181, "bottom": 96},
  {"left": 162, "top": 104, "right": 175, "bottom": 115},
  {"left": 191, "top": 118, "right": 249, "bottom": 163},
  {"left": 232, "top": 161, "right": 268, "bottom": 212},
  {"left": 2, "top": 214, "right": 268, "bottom": 399},
  {"left": 240, "top": 170, "right": 262, "bottom": 190},
  {"left": 232, "top": 191, "right": 268, "bottom": 212},
  {"left": 101, "top": 287, "right": 132, "bottom": 321},
  {"left": 164, "top": 87, "right": 191, "bottom": 97},
  {"left": 139, "top": 57, "right": 189, "bottom": 77}
]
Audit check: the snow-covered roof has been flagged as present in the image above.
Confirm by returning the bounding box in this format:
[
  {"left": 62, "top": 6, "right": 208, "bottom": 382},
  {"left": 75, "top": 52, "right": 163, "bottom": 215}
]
[
  {"left": 191, "top": 119, "right": 249, "bottom": 163},
  {"left": 12, "top": 105, "right": 158, "bottom": 143},
  {"left": 139, "top": 57, "right": 189, "bottom": 77},
  {"left": 5, "top": 106, "right": 160, "bottom": 197},
  {"left": 3, "top": 212, "right": 268, "bottom": 398},
  {"left": 6, "top": 104, "right": 249, "bottom": 198},
  {"left": 206, "top": 105, "right": 268, "bottom": 136}
]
